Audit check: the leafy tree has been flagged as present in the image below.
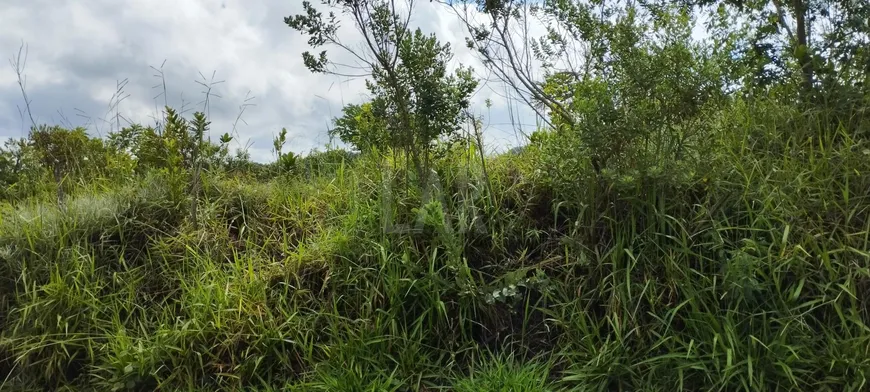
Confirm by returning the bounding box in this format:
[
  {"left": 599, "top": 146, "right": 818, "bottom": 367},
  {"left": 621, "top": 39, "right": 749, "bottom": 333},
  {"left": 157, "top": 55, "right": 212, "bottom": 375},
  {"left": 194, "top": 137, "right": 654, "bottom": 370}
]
[
  {"left": 111, "top": 107, "right": 234, "bottom": 175},
  {"left": 0, "top": 138, "right": 32, "bottom": 193},
  {"left": 677, "top": 0, "right": 870, "bottom": 97},
  {"left": 119, "top": 108, "right": 189, "bottom": 174},
  {"left": 448, "top": 0, "right": 870, "bottom": 167},
  {"left": 558, "top": 6, "right": 723, "bottom": 170},
  {"left": 106, "top": 108, "right": 236, "bottom": 225},
  {"left": 298, "top": 147, "right": 358, "bottom": 178},
  {"left": 224, "top": 148, "right": 270, "bottom": 179},
  {"left": 452, "top": 0, "right": 727, "bottom": 173},
  {"left": 28, "top": 125, "right": 132, "bottom": 202},
  {"left": 286, "top": 0, "right": 478, "bottom": 182},
  {"left": 370, "top": 28, "right": 478, "bottom": 170},
  {"left": 331, "top": 101, "right": 389, "bottom": 153}
]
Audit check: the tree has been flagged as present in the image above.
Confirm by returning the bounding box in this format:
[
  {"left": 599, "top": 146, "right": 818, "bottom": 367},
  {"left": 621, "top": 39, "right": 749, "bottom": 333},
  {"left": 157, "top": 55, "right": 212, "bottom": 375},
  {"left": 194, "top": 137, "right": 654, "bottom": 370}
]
[
  {"left": 0, "top": 138, "right": 33, "bottom": 194},
  {"left": 331, "top": 101, "right": 389, "bottom": 153},
  {"left": 112, "top": 107, "right": 233, "bottom": 175},
  {"left": 554, "top": 6, "right": 725, "bottom": 170},
  {"left": 286, "top": 0, "right": 478, "bottom": 182},
  {"left": 674, "top": 0, "right": 870, "bottom": 98},
  {"left": 447, "top": 0, "right": 727, "bottom": 172},
  {"left": 22, "top": 125, "right": 133, "bottom": 203},
  {"left": 368, "top": 28, "right": 478, "bottom": 171},
  {"left": 443, "top": 0, "right": 579, "bottom": 130},
  {"left": 446, "top": 0, "right": 868, "bottom": 159},
  {"left": 107, "top": 108, "right": 235, "bottom": 226}
]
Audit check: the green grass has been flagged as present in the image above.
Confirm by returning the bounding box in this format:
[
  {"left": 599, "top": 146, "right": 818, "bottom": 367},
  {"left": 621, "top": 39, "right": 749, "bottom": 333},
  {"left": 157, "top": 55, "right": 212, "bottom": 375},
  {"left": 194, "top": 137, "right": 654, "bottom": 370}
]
[{"left": 2, "top": 98, "right": 870, "bottom": 391}]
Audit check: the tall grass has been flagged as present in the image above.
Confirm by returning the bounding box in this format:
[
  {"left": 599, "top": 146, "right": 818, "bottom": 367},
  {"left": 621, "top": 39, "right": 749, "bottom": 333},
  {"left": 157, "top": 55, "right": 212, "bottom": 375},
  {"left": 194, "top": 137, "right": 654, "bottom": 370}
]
[{"left": 1, "top": 98, "right": 870, "bottom": 391}]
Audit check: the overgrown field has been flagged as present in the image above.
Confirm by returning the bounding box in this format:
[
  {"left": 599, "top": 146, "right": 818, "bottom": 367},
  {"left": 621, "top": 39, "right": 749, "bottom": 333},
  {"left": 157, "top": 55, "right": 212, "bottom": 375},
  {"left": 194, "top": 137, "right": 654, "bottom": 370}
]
[
  {"left": 2, "top": 97, "right": 870, "bottom": 391},
  {"left": 3, "top": 0, "right": 870, "bottom": 389}
]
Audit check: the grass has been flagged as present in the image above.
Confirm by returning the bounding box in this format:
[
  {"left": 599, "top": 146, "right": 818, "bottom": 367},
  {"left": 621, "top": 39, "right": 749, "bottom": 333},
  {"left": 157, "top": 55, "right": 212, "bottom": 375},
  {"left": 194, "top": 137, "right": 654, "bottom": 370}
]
[{"left": 1, "top": 97, "right": 870, "bottom": 391}]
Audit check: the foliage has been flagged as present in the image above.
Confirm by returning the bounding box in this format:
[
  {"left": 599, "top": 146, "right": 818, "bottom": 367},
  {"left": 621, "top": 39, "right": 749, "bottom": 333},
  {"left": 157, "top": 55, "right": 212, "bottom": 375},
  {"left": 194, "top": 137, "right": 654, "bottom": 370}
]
[
  {"left": 524, "top": 3, "right": 727, "bottom": 174},
  {"left": 0, "top": 126, "right": 133, "bottom": 201},
  {"left": 3, "top": 0, "right": 870, "bottom": 390},
  {"left": 287, "top": 0, "right": 478, "bottom": 181},
  {"left": 111, "top": 107, "right": 233, "bottom": 175},
  {"left": 331, "top": 101, "right": 388, "bottom": 153},
  {"left": 298, "top": 147, "right": 357, "bottom": 178},
  {"left": 680, "top": 0, "right": 870, "bottom": 96},
  {"left": 271, "top": 127, "right": 298, "bottom": 176},
  {"left": 367, "top": 28, "right": 478, "bottom": 162}
]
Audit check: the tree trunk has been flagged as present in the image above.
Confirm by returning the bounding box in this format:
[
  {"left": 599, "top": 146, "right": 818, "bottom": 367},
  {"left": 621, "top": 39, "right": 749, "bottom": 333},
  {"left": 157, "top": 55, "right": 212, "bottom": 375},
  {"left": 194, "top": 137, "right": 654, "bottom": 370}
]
[{"left": 792, "top": 0, "right": 814, "bottom": 94}]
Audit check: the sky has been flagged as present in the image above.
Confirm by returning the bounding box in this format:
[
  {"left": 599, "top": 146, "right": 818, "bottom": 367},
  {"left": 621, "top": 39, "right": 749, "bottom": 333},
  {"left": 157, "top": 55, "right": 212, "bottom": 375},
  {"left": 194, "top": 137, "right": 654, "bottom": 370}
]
[{"left": 0, "top": 0, "right": 541, "bottom": 162}]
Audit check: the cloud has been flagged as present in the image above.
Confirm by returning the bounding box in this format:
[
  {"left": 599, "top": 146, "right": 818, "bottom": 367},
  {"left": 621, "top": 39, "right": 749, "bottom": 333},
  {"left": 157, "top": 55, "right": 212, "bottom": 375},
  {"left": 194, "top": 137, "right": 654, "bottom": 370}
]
[{"left": 0, "top": 0, "right": 538, "bottom": 162}]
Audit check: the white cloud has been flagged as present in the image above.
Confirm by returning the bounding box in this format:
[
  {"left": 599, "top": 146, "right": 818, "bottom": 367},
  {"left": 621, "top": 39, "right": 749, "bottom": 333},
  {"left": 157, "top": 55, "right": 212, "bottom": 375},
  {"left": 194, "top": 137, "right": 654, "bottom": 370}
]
[{"left": 0, "top": 0, "right": 538, "bottom": 161}]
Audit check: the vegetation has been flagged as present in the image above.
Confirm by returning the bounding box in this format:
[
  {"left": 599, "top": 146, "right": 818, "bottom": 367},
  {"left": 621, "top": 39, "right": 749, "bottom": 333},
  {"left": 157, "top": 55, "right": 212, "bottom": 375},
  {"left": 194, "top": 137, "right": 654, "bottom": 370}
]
[{"left": 1, "top": 0, "right": 869, "bottom": 390}]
